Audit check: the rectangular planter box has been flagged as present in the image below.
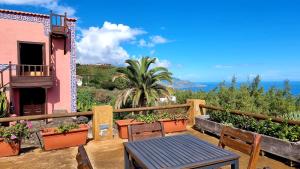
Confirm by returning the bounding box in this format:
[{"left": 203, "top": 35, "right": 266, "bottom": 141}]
[
  {"left": 159, "top": 119, "right": 188, "bottom": 133},
  {"left": 0, "top": 139, "right": 20, "bottom": 157},
  {"left": 41, "top": 124, "right": 89, "bottom": 151},
  {"left": 115, "top": 119, "right": 188, "bottom": 139},
  {"left": 195, "top": 116, "right": 300, "bottom": 163},
  {"left": 115, "top": 119, "right": 144, "bottom": 139}
]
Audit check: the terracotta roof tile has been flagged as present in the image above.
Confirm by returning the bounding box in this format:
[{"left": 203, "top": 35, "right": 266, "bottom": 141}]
[{"left": 0, "top": 9, "right": 77, "bottom": 22}]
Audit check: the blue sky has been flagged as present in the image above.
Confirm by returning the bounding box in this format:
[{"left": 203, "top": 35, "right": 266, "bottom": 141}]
[{"left": 1, "top": 0, "right": 300, "bottom": 82}]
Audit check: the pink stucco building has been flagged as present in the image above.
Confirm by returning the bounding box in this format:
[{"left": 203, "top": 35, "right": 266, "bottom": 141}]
[{"left": 0, "top": 9, "right": 77, "bottom": 116}]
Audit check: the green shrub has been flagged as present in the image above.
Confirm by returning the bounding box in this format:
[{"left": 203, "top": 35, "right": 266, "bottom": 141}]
[
  {"left": 57, "top": 123, "right": 79, "bottom": 134},
  {"left": 282, "top": 111, "right": 300, "bottom": 120},
  {"left": 135, "top": 114, "right": 159, "bottom": 123},
  {"left": 0, "top": 91, "right": 8, "bottom": 118},
  {"left": 77, "top": 88, "right": 98, "bottom": 112},
  {"left": 133, "top": 110, "right": 188, "bottom": 123},
  {"left": 209, "top": 111, "right": 300, "bottom": 142}
]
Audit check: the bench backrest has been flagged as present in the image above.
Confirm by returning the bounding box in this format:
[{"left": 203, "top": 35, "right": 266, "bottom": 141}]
[
  {"left": 219, "top": 126, "right": 262, "bottom": 169},
  {"left": 128, "top": 122, "right": 165, "bottom": 142},
  {"left": 76, "top": 145, "right": 93, "bottom": 169}
]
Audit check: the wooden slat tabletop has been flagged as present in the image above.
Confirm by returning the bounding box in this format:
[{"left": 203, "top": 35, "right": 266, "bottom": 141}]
[{"left": 124, "top": 134, "right": 240, "bottom": 169}]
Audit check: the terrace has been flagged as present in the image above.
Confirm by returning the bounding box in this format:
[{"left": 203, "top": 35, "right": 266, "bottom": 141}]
[
  {"left": 0, "top": 100, "right": 299, "bottom": 169},
  {"left": 0, "top": 127, "right": 294, "bottom": 169}
]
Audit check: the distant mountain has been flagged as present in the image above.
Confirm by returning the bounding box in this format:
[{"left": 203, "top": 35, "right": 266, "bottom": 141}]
[{"left": 163, "top": 78, "right": 206, "bottom": 89}]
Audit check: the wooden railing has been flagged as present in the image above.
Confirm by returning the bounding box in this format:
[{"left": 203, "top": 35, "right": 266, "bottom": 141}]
[
  {"left": 0, "top": 104, "right": 191, "bottom": 123},
  {"left": 14, "top": 64, "right": 51, "bottom": 77},
  {"left": 114, "top": 104, "right": 190, "bottom": 113},
  {"left": 1, "top": 102, "right": 298, "bottom": 125},
  {"left": 50, "top": 11, "right": 68, "bottom": 35},
  {"left": 199, "top": 104, "right": 300, "bottom": 125},
  {"left": 0, "top": 111, "right": 93, "bottom": 123}
]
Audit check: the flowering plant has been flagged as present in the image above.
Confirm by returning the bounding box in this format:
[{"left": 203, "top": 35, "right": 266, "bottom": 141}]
[{"left": 0, "top": 121, "right": 32, "bottom": 143}]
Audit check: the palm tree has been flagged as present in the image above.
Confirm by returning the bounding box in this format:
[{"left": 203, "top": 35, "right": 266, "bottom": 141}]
[{"left": 113, "top": 57, "right": 173, "bottom": 109}]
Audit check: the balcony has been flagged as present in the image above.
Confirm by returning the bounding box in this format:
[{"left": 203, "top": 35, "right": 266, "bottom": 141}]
[
  {"left": 10, "top": 64, "right": 53, "bottom": 88},
  {"left": 50, "top": 11, "right": 68, "bottom": 36},
  {"left": 50, "top": 11, "right": 68, "bottom": 54}
]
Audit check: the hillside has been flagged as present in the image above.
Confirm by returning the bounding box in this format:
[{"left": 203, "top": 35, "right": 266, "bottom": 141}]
[
  {"left": 76, "top": 64, "right": 120, "bottom": 90},
  {"left": 76, "top": 64, "right": 193, "bottom": 89}
]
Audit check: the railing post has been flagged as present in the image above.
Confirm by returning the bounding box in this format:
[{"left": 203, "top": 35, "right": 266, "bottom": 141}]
[
  {"left": 8, "top": 61, "right": 12, "bottom": 81},
  {"left": 22, "top": 65, "right": 24, "bottom": 76},
  {"left": 1, "top": 70, "right": 3, "bottom": 88},
  {"left": 186, "top": 99, "right": 206, "bottom": 126},
  {"left": 64, "top": 12, "right": 67, "bottom": 29},
  {"left": 92, "top": 105, "right": 113, "bottom": 141}
]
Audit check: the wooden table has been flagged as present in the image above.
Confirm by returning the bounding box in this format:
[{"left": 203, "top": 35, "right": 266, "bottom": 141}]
[{"left": 124, "top": 134, "right": 239, "bottom": 169}]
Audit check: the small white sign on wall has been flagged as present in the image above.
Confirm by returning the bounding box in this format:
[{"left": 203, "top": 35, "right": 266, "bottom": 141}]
[{"left": 99, "top": 123, "right": 109, "bottom": 136}]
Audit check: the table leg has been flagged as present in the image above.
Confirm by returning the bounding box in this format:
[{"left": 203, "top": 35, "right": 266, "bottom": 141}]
[
  {"left": 124, "top": 148, "right": 130, "bottom": 169},
  {"left": 231, "top": 159, "right": 239, "bottom": 169}
]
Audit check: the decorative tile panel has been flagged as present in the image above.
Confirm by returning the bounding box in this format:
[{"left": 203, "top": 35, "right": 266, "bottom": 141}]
[{"left": 67, "top": 21, "right": 77, "bottom": 112}]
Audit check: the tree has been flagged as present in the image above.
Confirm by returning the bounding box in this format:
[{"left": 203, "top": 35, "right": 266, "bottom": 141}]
[
  {"left": 249, "top": 75, "right": 261, "bottom": 96},
  {"left": 113, "top": 57, "right": 173, "bottom": 109},
  {"left": 296, "top": 95, "right": 300, "bottom": 111}
]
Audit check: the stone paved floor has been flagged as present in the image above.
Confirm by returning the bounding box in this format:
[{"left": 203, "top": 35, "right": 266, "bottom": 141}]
[{"left": 0, "top": 127, "right": 297, "bottom": 169}]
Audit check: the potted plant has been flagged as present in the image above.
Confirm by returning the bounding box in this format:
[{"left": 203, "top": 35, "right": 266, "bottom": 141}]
[
  {"left": 116, "top": 111, "right": 188, "bottom": 139},
  {"left": 41, "top": 122, "right": 89, "bottom": 151},
  {"left": 115, "top": 119, "right": 144, "bottom": 139},
  {"left": 159, "top": 112, "right": 188, "bottom": 133},
  {"left": 0, "top": 121, "right": 31, "bottom": 157}
]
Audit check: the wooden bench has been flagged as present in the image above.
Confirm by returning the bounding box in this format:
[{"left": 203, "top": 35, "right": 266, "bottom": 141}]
[{"left": 76, "top": 145, "right": 93, "bottom": 169}]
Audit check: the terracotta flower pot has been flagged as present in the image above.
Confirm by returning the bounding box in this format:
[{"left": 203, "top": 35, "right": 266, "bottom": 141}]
[
  {"left": 115, "top": 119, "right": 144, "bottom": 139},
  {"left": 159, "top": 119, "right": 188, "bottom": 133},
  {"left": 41, "top": 124, "right": 89, "bottom": 151},
  {"left": 0, "top": 138, "right": 20, "bottom": 157},
  {"left": 116, "top": 119, "right": 188, "bottom": 139}
]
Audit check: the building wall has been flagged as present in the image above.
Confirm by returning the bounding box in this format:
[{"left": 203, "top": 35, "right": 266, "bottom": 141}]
[
  {"left": 0, "top": 12, "right": 76, "bottom": 114},
  {"left": 47, "top": 38, "right": 72, "bottom": 113}
]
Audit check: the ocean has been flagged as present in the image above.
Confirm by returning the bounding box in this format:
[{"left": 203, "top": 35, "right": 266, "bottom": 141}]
[{"left": 178, "top": 81, "right": 300, "bottom": 96}]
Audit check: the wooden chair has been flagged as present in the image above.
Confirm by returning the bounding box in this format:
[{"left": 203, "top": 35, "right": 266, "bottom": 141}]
[
  {"left": 128, "top": 121, "right": 165, "bottom": 142},
  {"left": 218, "top": 126, "right": 262, "bottom": 169},
  {"left": 76, "top": 145, "right": 93, "bottom": 169},
  {"left": 127, "top": 122, "right": 165, "bottom": 168}
]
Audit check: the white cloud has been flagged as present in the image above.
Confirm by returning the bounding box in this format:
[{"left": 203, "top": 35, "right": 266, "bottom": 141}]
[
  {"left": 0, "top": 0, "right": 75, "bottom": 16},
  {"left": 139, "top": 35, "right": 169, "bottom": 47},
  {"left": 151, "top": 35, "right": 168, "bottom": 44},
  {"left": 153, "top": 58, "right": 171, "bottom": 68},
  {"left": 131, "top": 56, "right": 171, "bottom": 68},
  {"left": 76, "top": 21, "right": 145, "bottom": 65},
  {"left": 138, "top": 39, "right": 147, "bottom": 47}
]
